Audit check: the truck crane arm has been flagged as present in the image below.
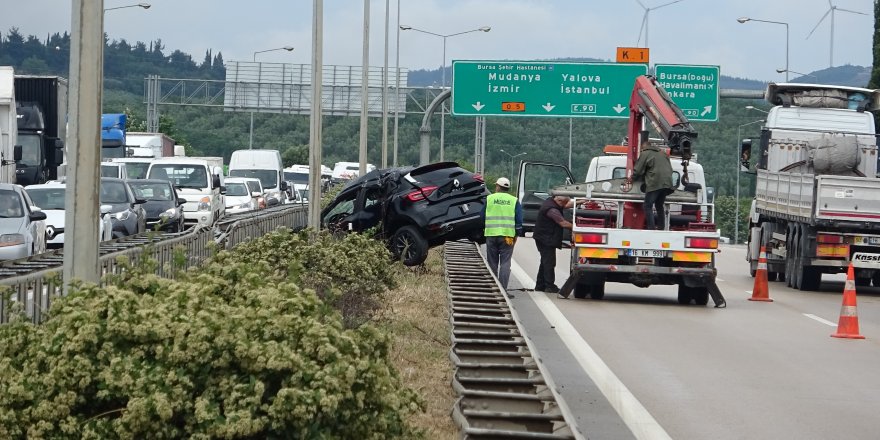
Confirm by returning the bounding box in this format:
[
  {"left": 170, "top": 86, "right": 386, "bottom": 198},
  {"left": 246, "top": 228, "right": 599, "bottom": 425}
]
[{"left": 625, "top": 75, "right": 698, "bottom": 186}]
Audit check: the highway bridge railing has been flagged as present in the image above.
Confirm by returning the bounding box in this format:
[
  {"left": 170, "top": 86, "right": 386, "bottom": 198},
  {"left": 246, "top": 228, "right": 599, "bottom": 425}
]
[{"left": 0, "top": 204, "right": 309, "bottom": 324}]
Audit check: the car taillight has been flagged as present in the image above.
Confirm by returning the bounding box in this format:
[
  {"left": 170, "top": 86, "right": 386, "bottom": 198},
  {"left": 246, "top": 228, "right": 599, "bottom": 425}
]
[
  {"left": 406, "top": 185, "right": 438, "bottom": 202},
  {"left": 574, "top": 232, "right": 607, "bottom": 244},
  {"left": 473, "top": 174, "right": 485, "bottom": 183},
  {"left": 685, "top": 237, "right": 718, "bottom": 249},
  {"left": 816, "top": 233, "right": 844, "bottom": 244}
]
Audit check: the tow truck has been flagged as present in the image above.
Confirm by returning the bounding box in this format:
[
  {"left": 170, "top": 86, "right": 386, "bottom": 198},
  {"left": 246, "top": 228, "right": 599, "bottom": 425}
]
[{"left": 517, "top": 75, "right": 725, "bottom": 306}]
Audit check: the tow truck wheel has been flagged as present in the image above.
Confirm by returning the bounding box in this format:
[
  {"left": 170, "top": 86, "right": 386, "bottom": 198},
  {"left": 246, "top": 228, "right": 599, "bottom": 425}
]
[
  {"left": 677, "top": 284, "right": 693, "bottom": 305},
  {"left": 589, "top": 283, "right": 605, "bottom": 300},
  {"left": 692, "top": 287, "right": 709, "bottom": 306},
  {"left": 573, "top": 283, "right": 589, "bottom": 299}
]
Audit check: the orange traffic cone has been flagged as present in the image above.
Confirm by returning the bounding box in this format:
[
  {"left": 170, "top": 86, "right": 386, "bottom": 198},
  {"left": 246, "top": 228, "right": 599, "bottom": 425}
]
[
  {"left": 749, "top": 246, "right": 773, "bottom": 302},
  {"left": 831, "top": 264, "right": 865, "bottom": 339}
]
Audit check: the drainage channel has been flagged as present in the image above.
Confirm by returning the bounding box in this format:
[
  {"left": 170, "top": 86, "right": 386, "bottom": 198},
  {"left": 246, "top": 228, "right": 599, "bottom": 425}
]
[{"left": 443, "top": 240, "right": 582, "bottom": 439}]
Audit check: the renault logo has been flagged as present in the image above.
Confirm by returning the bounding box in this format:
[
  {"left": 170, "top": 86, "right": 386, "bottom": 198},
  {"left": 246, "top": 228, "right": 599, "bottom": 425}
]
[{"left": 46, "top": 226, "right": 56, "bottom": 239}]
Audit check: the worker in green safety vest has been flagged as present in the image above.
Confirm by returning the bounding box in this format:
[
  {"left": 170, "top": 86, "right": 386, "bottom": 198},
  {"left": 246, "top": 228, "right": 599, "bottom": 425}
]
[{"left": 483, "top": 177, "right": 523, "bottom": 293}]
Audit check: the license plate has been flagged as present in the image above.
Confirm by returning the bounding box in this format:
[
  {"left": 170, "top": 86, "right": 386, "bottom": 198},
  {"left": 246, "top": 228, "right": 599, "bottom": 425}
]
[
  {"left": 869, "top": 237, "right": 880, "bottom": 245},
  {"left": 625, "top": 249, "right": 665, "bottom": 258}
]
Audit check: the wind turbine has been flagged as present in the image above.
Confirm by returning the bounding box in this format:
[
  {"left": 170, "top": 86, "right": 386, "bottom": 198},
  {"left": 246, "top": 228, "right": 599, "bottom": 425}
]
[
  {"left": 635, "top": 0, "right": 685, "bottom": 48},
  {"left": 806, "top": 0, "right": 869, "bottom": 68}
]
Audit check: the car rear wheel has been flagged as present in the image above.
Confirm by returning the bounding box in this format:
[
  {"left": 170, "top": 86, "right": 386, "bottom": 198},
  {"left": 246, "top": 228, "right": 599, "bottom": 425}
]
[{"left": 390, "top": 226, "right": 428, "bottom": 266}]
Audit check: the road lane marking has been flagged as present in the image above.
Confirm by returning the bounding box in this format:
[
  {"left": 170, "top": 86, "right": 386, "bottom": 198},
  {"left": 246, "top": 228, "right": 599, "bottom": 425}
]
[
  {"left": 510, "top": 261, "right": 672, "bottom": 440},
  {"left": 716, "top": 277, "right": 726, "bottom": 282},
  {"left": 803, "top": 313, "right": 837, "bottom": 327}
]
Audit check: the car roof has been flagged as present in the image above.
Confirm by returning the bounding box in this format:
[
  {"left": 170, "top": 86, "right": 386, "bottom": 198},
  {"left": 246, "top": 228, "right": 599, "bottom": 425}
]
[
  {"left": 25, "top": 182, "right": 66, "bottom": 189},
  {"left": 225, "top": 177, "right": 261, "bottom": 183},
  {"left": 0, "top": 183, "right": 22, "bottom": 191},
  {"left": 127, "top": 179, "right": 173, "bottom": 186},
  {"left": 101, "top": 177, "right": 126, "bottom": 183}
]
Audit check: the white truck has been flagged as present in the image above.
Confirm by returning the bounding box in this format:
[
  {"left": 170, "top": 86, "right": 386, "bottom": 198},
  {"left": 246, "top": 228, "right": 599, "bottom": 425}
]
[
  {"left": 228, "top": 149, "right": 287, "bottom": 206},
  {"left": 519, "top": 75, "right": 723, "bottom": 306},
  {"left": 745, "top": 83, "right": 880, "bottom": 290},
  {"left": 126, "top": 132, "right": 174, "bottom": 158},
  {"left": 146, "top": 157, "right": 226, "bottom": 227},
  {"left": 0, "top": 67, "right": 21, "bottom": 183}
]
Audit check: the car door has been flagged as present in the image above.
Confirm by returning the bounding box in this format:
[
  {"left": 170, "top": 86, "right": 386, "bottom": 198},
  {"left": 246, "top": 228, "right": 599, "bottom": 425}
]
[
  {"left": 351, "top": 183, "right": 384, "bottom": 232},
  {"left": 516, "top": 161, "right": 574, "bottom": 232},
  {"left": 321, "top": 188, "right": 359, "bottom": 231}
]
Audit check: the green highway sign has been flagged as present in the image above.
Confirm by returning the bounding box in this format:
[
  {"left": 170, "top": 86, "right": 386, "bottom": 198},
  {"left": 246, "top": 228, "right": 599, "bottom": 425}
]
[
  {"left": 451, "top": 61, "right": 648, "bottom": 118},
  {"left": 654, "top": 64, "right": 720, "bottom": 122}
]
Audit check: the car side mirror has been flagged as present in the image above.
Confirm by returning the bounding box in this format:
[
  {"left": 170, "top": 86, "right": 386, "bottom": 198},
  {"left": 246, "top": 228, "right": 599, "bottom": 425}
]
[
  {"left": 740, "top": 139, "right": 753, "bottom": 172},
  {"left": 29, "top": 210, "right": 47, "bottom": 221},
  {"left": 212, "top": 175, "right": 221, "bottom": 188},
  {"left": 100, "top": 204, "right": 113, "bottom": 215},
  {"left": 267, "top": 198, "right": 280, "bottom": 207},
  {"left": 177, "top": 198, "right": 187, "bottom": 205},
  {"left": 13, "top": 145, "right": 22, "bottom": 161},
  {"left": 281, "top": 181, "right": 289, "bottom": 191},
  {"left": 134, "top": 198, "right": 147, "bottom": 205},
  {"left": 219, "top": 186, "right": 226, "bottom": 195},
  {"left": 251, "top": 191, "right": 262, "bottom": 198}
]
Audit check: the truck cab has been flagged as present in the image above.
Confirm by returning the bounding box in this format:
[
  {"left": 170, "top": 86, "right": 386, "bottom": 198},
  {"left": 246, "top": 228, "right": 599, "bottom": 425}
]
[
  {"left": 14, "top": 102, "right": 63, "bottom": 185},
  {"left": 146, "top": 158, "right": 226, "bottom": 227}
]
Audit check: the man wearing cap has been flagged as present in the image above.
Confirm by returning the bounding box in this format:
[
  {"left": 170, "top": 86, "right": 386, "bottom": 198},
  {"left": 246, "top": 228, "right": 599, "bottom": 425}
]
[
  {"left": 483, "top": 177, "right": 523, "bottom": 292},
  {"left": 533, "top": 195, "right": 573, "bottom": 293}
]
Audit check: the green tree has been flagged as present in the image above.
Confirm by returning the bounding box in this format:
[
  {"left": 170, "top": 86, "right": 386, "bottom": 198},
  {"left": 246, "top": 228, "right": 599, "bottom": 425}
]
[{"left": 282, "top": 145, "right": 309, "bottom": 166}]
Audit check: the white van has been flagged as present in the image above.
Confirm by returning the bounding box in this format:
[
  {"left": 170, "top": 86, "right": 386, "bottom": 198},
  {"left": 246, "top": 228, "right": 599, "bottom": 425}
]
[
  {"left": 228, "top": 149, "right": 287, "bottom": 206},
  {"left": 146, "top": 157, "right": 225, "bottom": 226}
]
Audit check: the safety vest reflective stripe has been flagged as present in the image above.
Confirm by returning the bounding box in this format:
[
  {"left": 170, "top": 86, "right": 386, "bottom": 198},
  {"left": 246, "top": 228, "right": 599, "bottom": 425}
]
[{"left": 485, "top": 193, "right": 517, "bottom": 237}]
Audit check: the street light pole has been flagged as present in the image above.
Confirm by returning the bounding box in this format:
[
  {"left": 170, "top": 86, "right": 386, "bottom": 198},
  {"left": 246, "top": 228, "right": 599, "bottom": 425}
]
[
  {"left": 307, "top": 0, "right": 324, "bottom": 229},
  {"left": 359, "top": 0, "right": 370, "bottom": 176},
  {"left": 499, "top": 149, "right": 525, "bottom": 181},
  {"left": 392, "top": 0, "right": 401, "bottom": 167},
  {"left": 103, "top": 2, "right": 150, "bottom": 11},
  {"left": 776, "top": 68, "right": 819, "bottom": 82},
  {"left": 250, "top": 46, "right": 294, "bottom": 149},
  {"left": 381, "top": 0, "right": 390, "bottom": 168},
  {"left": 735, "top": 118, "right": 765, "bottom": 244},
  {"left": 737, "top": 17, "right": 789, "bottom": 82},
  {"left": 400, "top": 25, "right": 490, "bottom": 162}
]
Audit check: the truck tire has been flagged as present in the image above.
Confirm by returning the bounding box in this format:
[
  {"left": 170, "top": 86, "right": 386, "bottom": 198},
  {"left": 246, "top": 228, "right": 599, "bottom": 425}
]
[
  {"left": 574, "top": 283, "right": 589, "bottom": 299},
  {"left": 796, "top": 223, "right": 821, "bottom": 291},
  {"left": 855, "top": 277, "right": 871, "bottom": 287},
  {"left": 677, "top": 284, "right": 693, "bottom": 304},
  {"left": 589, "top": 282, "right": 605, "bottom": 300},
  {"left": 786, "top": 224, "right": 799, "bottom": 289},
  {"left": 692, "top": 287, "right": 710, "bottom": 306}
]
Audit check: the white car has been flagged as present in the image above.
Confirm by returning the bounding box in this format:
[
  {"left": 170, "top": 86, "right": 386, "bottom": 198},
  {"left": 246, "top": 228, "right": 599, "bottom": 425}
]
[
  {"left": 101, "top": 161, "right": 129, "bottom": 180},
  {"left": 25, "top": 182, "right": 113, "bottom": 249},
  {"left": 224, "top": 177, "right": 264, "bottom": 215},
  {"left": 0, "top": 183, "right": 47, "bottom": 260}
]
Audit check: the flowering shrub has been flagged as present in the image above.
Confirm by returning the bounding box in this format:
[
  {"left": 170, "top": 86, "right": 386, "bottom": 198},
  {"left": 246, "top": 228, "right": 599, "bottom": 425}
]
[{"left": 0, "top": 229, "right": 420, "bottom": 438}]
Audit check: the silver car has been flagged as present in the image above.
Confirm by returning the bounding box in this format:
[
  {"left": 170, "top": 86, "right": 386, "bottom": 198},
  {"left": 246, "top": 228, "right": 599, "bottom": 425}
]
[{"left": 0, "top": 183, "right": 47, "bottom": 260}]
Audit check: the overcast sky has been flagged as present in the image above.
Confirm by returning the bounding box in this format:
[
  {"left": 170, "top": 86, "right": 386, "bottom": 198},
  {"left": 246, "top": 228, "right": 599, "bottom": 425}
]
[{"left": 1, "top": 0, "right": 873, "bottom": 82}]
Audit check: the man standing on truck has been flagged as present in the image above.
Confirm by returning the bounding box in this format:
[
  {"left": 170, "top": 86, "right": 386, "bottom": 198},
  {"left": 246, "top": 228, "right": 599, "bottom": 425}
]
[
  {"left": 484, "top": 177, "right": 522, "bottom": 293},
  {"left": 533, "top": 196, "right": 573, "bottom": 293},
  {"left": 632, "top": 137, "right": 674, "bottom": 230}
]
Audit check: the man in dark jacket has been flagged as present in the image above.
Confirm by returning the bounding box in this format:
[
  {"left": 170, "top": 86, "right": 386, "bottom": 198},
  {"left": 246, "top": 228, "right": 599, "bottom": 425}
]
[
  {"left": 532, "top": 195, "right": 572, "bottom": 293},
  {"left": 632, "top": 138, "right": 674, "bottom": 230}
]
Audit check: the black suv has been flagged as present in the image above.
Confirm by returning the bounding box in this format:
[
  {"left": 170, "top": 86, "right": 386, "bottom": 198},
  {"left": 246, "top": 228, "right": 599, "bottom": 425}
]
[{"left": 321, "top": 162, "right": 488, "bottom": 266}]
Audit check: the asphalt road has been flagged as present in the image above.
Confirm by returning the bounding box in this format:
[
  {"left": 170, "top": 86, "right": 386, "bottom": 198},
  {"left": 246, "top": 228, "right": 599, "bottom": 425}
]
[{"left": 506, "top": 238, "right": 880, "bottom": 440}]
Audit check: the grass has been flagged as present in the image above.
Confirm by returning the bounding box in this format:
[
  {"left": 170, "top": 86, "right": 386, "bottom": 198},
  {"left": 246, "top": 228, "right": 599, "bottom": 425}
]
[{"left": 381, "top": 248, "right": 458, "bottom": 439}]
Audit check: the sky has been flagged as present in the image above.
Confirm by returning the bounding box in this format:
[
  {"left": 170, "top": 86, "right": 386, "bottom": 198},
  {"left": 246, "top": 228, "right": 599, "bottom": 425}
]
[{"left": 0, "top": 0, "right": 874, "bottom": 83}]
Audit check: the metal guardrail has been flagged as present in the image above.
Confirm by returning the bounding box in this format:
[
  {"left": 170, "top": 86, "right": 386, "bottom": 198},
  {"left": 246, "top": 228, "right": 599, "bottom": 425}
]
[
  {"left": 444, "top": 240, "right": 581, "bottom": 439},
  {"left": 0, "top": 205, "right": 310, "bottom": 324}
]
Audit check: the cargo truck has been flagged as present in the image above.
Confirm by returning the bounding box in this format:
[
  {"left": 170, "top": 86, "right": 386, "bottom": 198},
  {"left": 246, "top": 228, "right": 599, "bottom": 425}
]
[
  {"left": 126, "top": 132, "right": 174, "bottom": 158},
  {"left": 745, "top": 83, "right": 880, "bottom": 290},
  {"left": 14, "top": 75, "right": 67, "bottom": 185}
]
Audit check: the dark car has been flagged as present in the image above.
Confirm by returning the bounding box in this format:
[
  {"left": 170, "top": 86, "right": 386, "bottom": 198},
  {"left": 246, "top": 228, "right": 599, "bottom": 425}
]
[
  {"left": 321, "top": 162, "right": 488, "bottom": 266},
  {"left": 100, "top": 178, "right": 147, "bottom": 238},
  {"left": 127, "top": 179, "right": 187, "bottom": 232}
]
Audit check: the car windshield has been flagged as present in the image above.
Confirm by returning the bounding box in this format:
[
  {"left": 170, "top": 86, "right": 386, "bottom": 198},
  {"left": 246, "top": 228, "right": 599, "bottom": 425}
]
[
  {"left": 101, "top": 146, "right": 126, "bottom": 160},
  {"left": 18, "top": 134, "right": 42, "bottom": 167},
  {"left": 0, "top": 189, "right": 25, "bottom": 218},
  {"left": 284, "top": 172, "right": 309, "bottom": 184},
  {"left": 226, "top": 182, "right": 249, "bottom": 197},
  {"left": 245, "top": 181, "right": 262, "bottom": 194},
  {"left": 25, "top": 188, "right": 65, "bottom": 210},
  {"left": 129, "top": 182, "right": 173, "bottom": 201},
  {"left": 124, "top": 162, "right": 150, "bottom": 179},
  {"left": 148, "top": 164, "right": 208, "bottom": 189},
  {"left": 101, "top": 165, "right": 119, "bottom": 178},
  {"left": 100, "top": 181, "right": 130, "bottom": 204},
  {"left": 229, "top": 169, "right": 277, "bottom": 189}
]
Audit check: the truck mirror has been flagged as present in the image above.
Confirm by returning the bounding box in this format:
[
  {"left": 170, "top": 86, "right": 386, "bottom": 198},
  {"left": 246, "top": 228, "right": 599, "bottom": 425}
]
[
  {"left": 54, "top": 138, "right": 64, "bottom": 149},
  {"left": 280, "top": 180, "right": 289, "bottom": 191},
  {"left": 212, "top": 174, "right": 221, "bottom": 188},
  {"left": 51, "top": 146, "right": 64, "bottom": 165},
  {"left": 740, "top": 139, "right": 752, "bottom": 172},
  {"left": 706, "top": 187, "right": 715, "bottom": 203},
  {"left": 13, "top": 145, "right": 22, "bottom": 161}
]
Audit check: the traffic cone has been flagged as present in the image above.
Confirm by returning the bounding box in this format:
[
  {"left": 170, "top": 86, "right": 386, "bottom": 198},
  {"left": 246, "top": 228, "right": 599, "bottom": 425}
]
[
  {"left": 749, "top": 246, "right": 773, "bottom": 302},
  {"left": 831, "top": 264, "right": 865, "bottom": 339}
]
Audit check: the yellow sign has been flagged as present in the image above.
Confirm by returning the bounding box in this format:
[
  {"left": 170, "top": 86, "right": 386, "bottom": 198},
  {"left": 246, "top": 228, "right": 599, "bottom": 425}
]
[{"left": 616, "top": 47, "right": 649, "bottom": 63}]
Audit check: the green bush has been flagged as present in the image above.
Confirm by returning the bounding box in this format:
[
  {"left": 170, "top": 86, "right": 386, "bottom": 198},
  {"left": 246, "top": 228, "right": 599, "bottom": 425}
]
[{"left": 0, "top": 230, "right": 419, "bottom": 438}]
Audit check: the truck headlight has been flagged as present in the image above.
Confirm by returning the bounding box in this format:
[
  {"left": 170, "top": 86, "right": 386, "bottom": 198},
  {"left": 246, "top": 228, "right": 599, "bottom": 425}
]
[
  {"left": 238, "top": 201, "right": 253, "bottom": 209},
  {"left": 115, "top": 210, "right": 131, "bottom": 221},
  {"left": 0, "top": 234, "right": 25, "bottom": 247},
  {"left": 198, "top": 196, "right": 211, "bottom": 211}
]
